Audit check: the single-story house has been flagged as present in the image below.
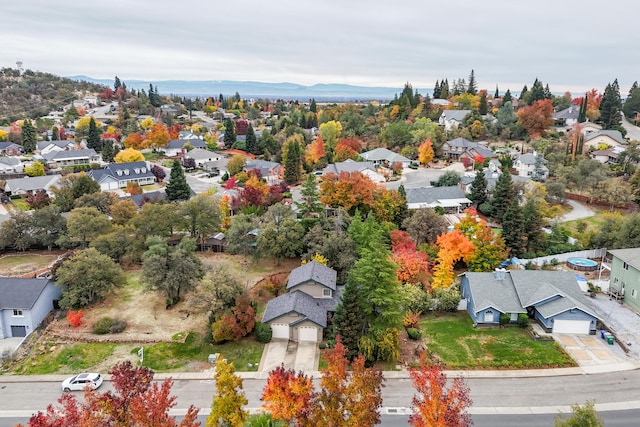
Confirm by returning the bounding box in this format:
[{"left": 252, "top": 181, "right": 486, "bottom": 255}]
[
  {"left": 0, "top": 157, "right": 24, "bottom": 174},
  {"left": 36, "top": 140, "right": 77, "bottom": 155},
  {"left": 461, "top": 270, "right": 600, "bottom": 334},
  {"left": 607, "top": 248, "right": 640, "bottom": 312},
  {"left": 0, "top": 142, "right": 24, "bottom": 157},
  {"left": 590, "top": 146, "right": 625, "bottom": 165},
  {"left": 163, "top": 139, "right": 207, "bottom": 157},
  {"left": 89, "top": 161, "right": 155, "bottom": 191},
  {"left": 40, "top": 149, "right": 102, "bottom": 168},
  {"left": 244, "top": 159, "right": 283, "bottom": 184},
  {"left": 359, "top": 147, "right": 411, "bottom": 169},
  {"left": 184, "top": 148, "right": 224, "bottom": 168},
  {"left": 128, "top": 190, "right": 167, "bottom": 209},
  {"left": 322, "top": 159, "right": 386, "bottom": 183},
  {"left": 584, "top": 130, "right": 627, "bottom": 150},
  {"left": 262, "top": 261, "right": 341, "bottom": 342},
  {"left": 4, "top": 175, "right": 62, "bottom": 197},
  {"left": 438, "top": 110, "right": 472, "bottom": 131},
  {"left": 405, "top": 186, "right": 472, "bottom": 213},
  {"left": 0, "top": 278, "right": 61, "bottom": 339}
]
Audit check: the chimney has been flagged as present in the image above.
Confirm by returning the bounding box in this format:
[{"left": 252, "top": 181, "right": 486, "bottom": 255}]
[{"left": 494, "top": 268, "right": 507, "bottom": 281}]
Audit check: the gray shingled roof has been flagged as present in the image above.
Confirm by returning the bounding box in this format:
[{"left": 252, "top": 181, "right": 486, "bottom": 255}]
[
  {"left": 262, "top": 290, "right": 329, "bottom": 327},
  {"left": 89, "top": 161, "right": 154, "bottom": 183},
  {"left": 608, "top": 248, "right": 640, "bottom": 270},
  {"left": 463, "top": 272, "right": 527, "bottom": 315},
  {"left": 5, "top": 175, "right": 61, "bottom": 193},
  {"left": 441, "top": 110, "right": 472, "bottom": 122},
  {"left": 322, "top": 159, "right": 376, "bottom": 175},
  {"left": 553, "top": 106, "right": 580, "bottom": 120},
  {"left": 0, "top": 278, "right": 54, "bottom": 309},
  {"left": 166, "top": 139, "right": 207, "bottom": 149},
  {"left": 287, "top": 261, "right": 337, "bottom": 291},
  {"left": 42, "top": 148, "right": 98, "bottom": 161},
  {"left": 584, "top": 130, "right": 626, "bottom": 146},
  {"left": 405, "top": 186, "right": 466, "bottom": 204},
  {"left": 360, "top": 148, "right": 411, "bottom": 164}
]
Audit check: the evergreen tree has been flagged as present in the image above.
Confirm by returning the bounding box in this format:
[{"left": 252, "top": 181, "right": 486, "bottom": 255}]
[
  {"left": 395, "top": 184, "right": 409, "bottom": 228},
  {"left": 479, "top": 91, "right": 488, "bottom": 115},
  {"left": 21, "top": 119, "right": 36, "bottom": 153},
  {"left": 165, "top": 159, "right": 191, "bottom": 201},
  {"left": 519, "top": 85, "right": 528, "bottom": 101},
  {"left": 51, "top": 126, "right": 59, "bottom": 141},
  {"left": 332, "top": 280, "right": 367, "bottom": 360},
  {"left": 501, "top": 200, "right": 527, "bottom": 257},
  {"left": 600, "top": 79, "right": 622, "bottom": 129},
  {"left": 490, "top": 172, "right": 516, "bottom": 221},
  {"left": 502, "top": 89, "right": 512, "bottom": 103},
  {"left": 102, "top": 140, "right": 115, "bottom": 163},
  {"left": 623, "top": 81, "right": 640, "bottom": 120},
  {"left": 223, "top": 118, "right": 236, "bottom": 148},
  {"left": 577, "top": 95, "right": 587, "bottom": 123},
  {"left": 283, "top": 137, "right": 302, "bottom": 184},
  {"left": 441, "top": 79, "right": 449, "bottom": 99},
  {"left": 522, "top": 199, "right": 545, "bottom": 254},
  {"left": 310, "top": 98, "right": 317, "bottom": 113},
  {"left": 87, "top": 117, "right": 102, "bottom": 151},
  {"left": 433, "top": 80, "right": 441, "bottom": 99},
  {"left": 544, "top": 84, "right": 552, "bottom": 99},
  {"left": 468, "top": 170, "right": 488, "bottom": 208},
  {"left": 114, "top": 76, "right": 121, "bottom": 90},
  {"left": 245, "top": 124, "right": 257, "bottom": 154},
  {"left": 494, "top": 85, "right": 499, "bottom": 98},
  {"left": 295, "top": 174, "right": 323, "bottom": 216},
  {"left": 527, "top": 78, "right": 545, "bottom": 105},
  {"left": 467, "top": 69, "right": 477, "bottom": 95}
]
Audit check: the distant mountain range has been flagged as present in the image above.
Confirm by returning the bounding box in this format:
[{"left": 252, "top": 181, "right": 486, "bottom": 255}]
[{"left": 67, "top": 75, "right": 426, "bottom": 101}]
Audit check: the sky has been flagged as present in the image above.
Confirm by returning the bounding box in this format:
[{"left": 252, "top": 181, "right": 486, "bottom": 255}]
[{"left": 3, "top": 0, "right": 638, "bottom": 95}]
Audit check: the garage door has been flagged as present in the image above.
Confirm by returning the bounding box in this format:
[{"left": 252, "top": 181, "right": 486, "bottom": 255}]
[
  {"left": 270, "top": 323, "right": 290, "bottom": 340},
  {"left": 11, "top": 325, "right": 27, "bottom": 337},
  {"left": 298, "top": 326, "right": 318, "bottom": 342},
  {"left": 553, "top": 319, "right": 591, "bottom": 334}
]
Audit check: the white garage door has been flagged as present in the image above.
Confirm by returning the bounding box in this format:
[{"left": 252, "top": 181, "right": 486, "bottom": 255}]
[
  {"left": 553, "top": 319, "right": 591, "bottom": 334},
  {"left": 270, "top": 323, "right": 290, "bottom": 340},
  {"left": 298, "top": 326, "right": 318, "bottom": 342}
]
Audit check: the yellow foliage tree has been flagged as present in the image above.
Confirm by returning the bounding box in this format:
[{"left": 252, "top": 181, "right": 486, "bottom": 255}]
[
  {"left": 75, "top": 116, "right": 102, "bottom": 141},
  {"left": 145, "top": 123, "right": 170, "bottom": 149},
  {"left": 319, "top": 120, "right": 342, "bottom": 151},
  {"left": 114, "top": 148, "right": 145, "bottom": 163},
  {"left": 139, "top": 116, "right": 155, "bottom": 131},
  {"left": 24, "top": 161, "right": 45, "bottom": 177},
  {"left": 0, "top": 129, "right": 7, "bottom": 141},
  {"left": 418, "top": 138, "right": 434, "bottom": 165},
  {"left": 302, "top": 253, "right": 329, "bottom": 266},
  {"left": 432, "top": 229, "right": 475, "bottom": 289}
]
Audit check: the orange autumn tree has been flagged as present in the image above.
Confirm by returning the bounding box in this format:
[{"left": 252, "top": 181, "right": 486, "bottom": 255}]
[
  {"left": 418, "top": 138, "right": 435, "bottom": 165},
  {"left": 123, "top": 132, "right": 146, "bottom": 149},
  {"left": 261, "top": 366, "right": 315, "bottom": 425},
  {"left": 390, "top": 230, "right": 430, "bottom": 286},
  {"left": 409, "top": 355, "right": 472, "bottom": 427},
  {"left": 319, "top": 171, "right": 377, "bottom": 214},
  {"left": 146, "top": 123, "right": 170, "bottom": 149},
  {"left": 516, "top": 98, "right": 554, "bottom": 138},
  {"left": 432, "top": 229, "right": 474, "bottom": 289},
  {"left": 455, "top": 208, "right": 507, "bottom": 272},
  {"left": 305, "top": 135, "right": 326, "bottom": 167}
]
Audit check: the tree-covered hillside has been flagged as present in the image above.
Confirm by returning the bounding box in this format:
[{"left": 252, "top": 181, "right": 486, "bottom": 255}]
[{"left": 0, "top": 67, "right": 107, "bottom": 124}]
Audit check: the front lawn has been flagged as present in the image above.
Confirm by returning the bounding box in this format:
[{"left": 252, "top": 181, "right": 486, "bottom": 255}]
[
  {"left": 420, "top": 312, "right": 576, "bottom": 369},
  {"left": 16, "top": 342, "right": 117, "bottom": 375}
]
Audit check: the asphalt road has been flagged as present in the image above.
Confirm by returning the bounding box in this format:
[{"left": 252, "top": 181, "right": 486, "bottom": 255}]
[
  {"left": 621, "top": 114, "right": 640, "bottom": 142},
  {"left": 2, "top": 370, "right": 640, "bottom": 425}
]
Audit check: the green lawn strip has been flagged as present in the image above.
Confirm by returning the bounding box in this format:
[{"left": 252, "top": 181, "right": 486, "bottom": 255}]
[
  {"left": 420, "top": 313, "right": 575, "bottom": 369},
  {"left": 16, "top": 343, "right": 116, "bottom": 375},
  {"left": 137, "top": 332, "right": 264, "bottom": 372}
]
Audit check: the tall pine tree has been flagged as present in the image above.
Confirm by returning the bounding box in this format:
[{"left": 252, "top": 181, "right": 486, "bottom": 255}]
[
  {"left": 332, "top": 280, "right": 367, "bottom": 360},
  {"left": 600, "top": 79, "right": 622, "bottom": 129},
  {"left": 87, "top": 117, "right": 102, "bottom": 151},
  {"left": 165, "top": 159, "right": 191, "bottom": 201},
  {"left": 21, "top": 119, "right": 36, "bottom": 153},
  {"left": 469, "top": 170, "right": 488, "bottom": 208},
  {"left": 283, "top": 137, "right": 302, "bottom": 184},
  {"left": 490, "top": 172, "right": 516, "bottom": 221},
  {"left": 223, "top": 118, "right": 236, "bottom": 148},
  {"left": 501, "top": 200, "right": 527, "bottom": 257},
  {"left": 245, "top": 124, "right": 257, "bottom": 154}
]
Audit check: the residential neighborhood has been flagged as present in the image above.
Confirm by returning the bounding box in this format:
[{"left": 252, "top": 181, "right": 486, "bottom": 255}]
[{"left": 2, "top": 69, "right": 640, "bottom": 426}]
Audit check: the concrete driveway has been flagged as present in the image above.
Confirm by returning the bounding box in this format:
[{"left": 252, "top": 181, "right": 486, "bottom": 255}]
[
  {"left": 554, "top": 333, "right": 624, "bottom": 367},
  {"left": 558, "top": 199, "right": 595, "bottom": 222},
  {"left": 258, "top": 340, "right": 319, "bottom": 374}
]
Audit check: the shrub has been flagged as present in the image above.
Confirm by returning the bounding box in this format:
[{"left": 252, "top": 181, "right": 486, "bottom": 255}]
[
  {"left": 92, "top": 317, "right": 127, "bottom": 334},
  {"left": 499, "top": 313, "right": 510, "bottom": 325},
  {"left": 403, "top": 311, "right": 421, "bottom": 329},
  {"left": 66, "top": 310, "right": 83, "bottom": 328},
  {"left": 433, "top": 287, "right": 461, "bottom": 312},
  {"left": 212, "top": 295, "right": 256, "bottom": 343},
  {"left": 403, "top": 284, "right": 432, "bottom": 313},
  {"left": 518, "top": 313, "right": 529, "bottom": 328},
  {"left": 406, "top": 328, "right": 422, "bottom": 340},
  {"left": 254, "top": 321, "right": 272, "bottom": 343}
]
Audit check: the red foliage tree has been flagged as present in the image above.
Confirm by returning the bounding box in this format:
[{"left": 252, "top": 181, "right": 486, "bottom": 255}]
[
  {"left": 25, "top": 189, "right": 51, "bottom": 209},
  {"left": 332, "top": 143, "right": 358, "bottom": 162},
  {"left": 223, "top": 176, "right": 238, "bottom": 190},
  {"left": 235, "top": 119, "right": 249, "bottom": 136},
  {"left": 212, "top": 295, "right": 256, "bottom": 343},
  {"left": 319, "top": 171, "right": 377, "bottom": 214},
  {"left": 66, "top": 310, "right": 83, "bottom": 328},
  {"left": 409, "top": 356, "right": 472, "bottom": 427},
  {"left": 261, "top": 366, "right": 315, "bottom": 425},
  {"left": 516, "top": 99, "right": 554, "bottom": 138},
  {"left": 390, "top": 229, "right": 417, "bottom": 252}
]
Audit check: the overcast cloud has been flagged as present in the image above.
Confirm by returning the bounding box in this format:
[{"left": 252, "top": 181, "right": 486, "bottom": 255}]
[{"left": 2, "top": 0, "right": 638, "bottom": 94}]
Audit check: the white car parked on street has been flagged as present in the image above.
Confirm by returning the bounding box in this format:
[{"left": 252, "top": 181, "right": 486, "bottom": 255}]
[{"left": 61, "top": 373, "right": 103, "bottom": 392}]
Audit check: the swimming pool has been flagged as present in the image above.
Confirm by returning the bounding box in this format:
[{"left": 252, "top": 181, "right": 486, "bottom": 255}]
[{"left": 566, "top": 257, "right": 599, "bottom": 272}]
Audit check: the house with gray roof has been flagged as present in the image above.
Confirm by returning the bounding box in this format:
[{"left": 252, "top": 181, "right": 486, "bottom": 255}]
[
  {"left": 40, "top": 148, "right": 101, "bottom": 168},
  {"left": 405, "top": 186, "right": 472, "bottom": 213},
  {"left": 0, "top": 157, "right": 24, "bottom": 174},
  {"left": 163, "top": 139, "right": 207, "bottom": 157},
  {"left": 513, "top": 152, "right": 549, "bottom": 181},
  {"left": 359, "top": 147, "right": 411, "bottom": 169},
  {"left": 553, "top": 105, "right": 580, "bottom": 127},
  {"left": 88, "top": 161, "right": 155, "bottom": 191},
  {"left": 184, "top": 148, "right": 224, "bottom": 168},
  {"left": 36, "top": 140, "right": 77, "bottom": 155},
  {"left": 607, "top": 248, "right": 640, "bottom": 312},
  {"left": 441, "top": 137, "right": 497, "bottom": 163},
  {"left": 584, "top": 130, "right": 627, "bottom": 150},
  {"left": 0, "top": 142, "right": 23, "bottom": 156},
  {"left": 244, "top": 159, "right": 283, "bottom": 184},
  {"left": 0, "top": 278, "right": 61, "bottom": 339},
  {"left": 322, "top": 159, "right": 385, "bottom": 183},
  {"left": 461, "top": 270, "right": 599, "bottom": 334},
  {"left": 262, "top": 261, "right": 340, "bottom": 342},
  {"left": 438, "top": 110, "right": 472, "bottom": 131},
  {"left": 4, "top": 175, "right": 62, "bottom": 197}
]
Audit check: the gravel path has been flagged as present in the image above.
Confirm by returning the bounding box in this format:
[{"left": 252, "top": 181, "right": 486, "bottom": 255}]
[{"left": 587, "top": 294, "right": 640, "bottom": 359}]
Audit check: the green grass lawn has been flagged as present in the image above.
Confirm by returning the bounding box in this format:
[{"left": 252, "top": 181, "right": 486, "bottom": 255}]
[
  {"left": 420, "top": 313, "right": 575, "bottom": 369},
  {"left": 16, "top": 343, "right": 117, "bottom": 375}
]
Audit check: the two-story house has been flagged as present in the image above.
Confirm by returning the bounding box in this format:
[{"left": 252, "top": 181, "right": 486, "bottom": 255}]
[
  {"left": 0, "top": 278, "right": 61, "bottom": 339},
  {"left": 513, "top": 152, "right": 549, "bottom": 181},
  {"left": 607, "top": 248, "right": 640, "bottom": 312},
  {"left": 441, "top": 137, "right": 496, "bottom": 163},
  {"left": 262, "top": 261, "right": 341, "bottom": 342},
  {"left": 244, "top": 159, "right": 283, "bottom": 185},
  {"left": 438, "top": 110, "right": 472, "bottom": 131}
]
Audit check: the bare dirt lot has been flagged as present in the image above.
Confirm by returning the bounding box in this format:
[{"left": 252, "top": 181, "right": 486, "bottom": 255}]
[{"left": 15, "top": 253, "right": 300, "bottom": 373}]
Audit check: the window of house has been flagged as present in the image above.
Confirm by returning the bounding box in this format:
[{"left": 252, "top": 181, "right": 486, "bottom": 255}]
[
  {"left": 12, "top": 309, "right": 23, "bottom": 317},
  {"left": 632, "top": 289, "right": 637, "bottom": 299},
  {"left": 624, "top": 262, "right": 629, "bottom": 270},
  {"left": 323, "top": 289, "right": 332, "bottom": 297}
]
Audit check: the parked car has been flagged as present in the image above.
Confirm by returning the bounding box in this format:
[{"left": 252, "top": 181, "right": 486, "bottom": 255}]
[{"left": 61, "top": 373, "right": 103, "bottom": 392}]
